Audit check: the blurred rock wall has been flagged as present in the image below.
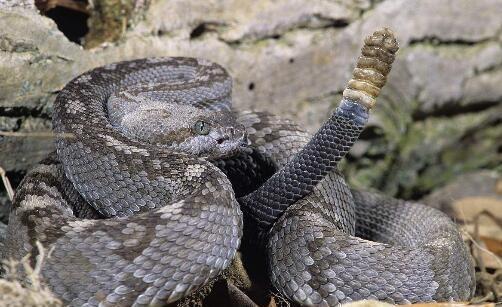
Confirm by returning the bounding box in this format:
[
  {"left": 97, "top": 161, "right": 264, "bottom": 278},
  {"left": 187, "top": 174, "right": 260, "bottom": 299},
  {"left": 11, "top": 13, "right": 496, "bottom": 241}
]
[{"left": 0, "top": 0, "right": 501, "bottom": 209}]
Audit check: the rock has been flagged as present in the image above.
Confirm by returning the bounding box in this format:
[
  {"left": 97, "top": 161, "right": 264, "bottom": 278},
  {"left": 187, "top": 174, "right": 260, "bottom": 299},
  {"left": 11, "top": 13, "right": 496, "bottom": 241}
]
[
  {"left": 463, "top": 68, "right": 502, "bottom": 106},
  {"left": 0, "top": 2, "right": 500, "bottom": 303},
  {"left": 422, "top": 170, "right": 502, "bottom": 270},
  {"left": 341, "top": 300, "right": 394, "bottom": 307},
  {"left": 0, "top": 117, "right": 18, "bottom": 131},
  {"left": 1, "top": 0, "right": 501, "bottom": 202},
  {"left": 343, "top": 104, "right": 502, "bottom": 197},
  {"left": 402, "top": 43, "right": 502, "bottom": 113},
  {"left": 0, "top": 117, "right": 53, "bottom": 173},
  {"left": 0, "top": 0, "right": 35, "bottom": 10},
  {"left": 423, "top": 170, "right": 501, "bottom": 220},
  {"left": 84, "top": 0, "right": 149, "bottom": 48}
]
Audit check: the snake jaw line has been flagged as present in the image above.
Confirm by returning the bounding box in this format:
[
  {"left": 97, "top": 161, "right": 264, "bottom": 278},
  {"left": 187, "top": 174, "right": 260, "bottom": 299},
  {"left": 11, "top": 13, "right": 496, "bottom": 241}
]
[{"left": 343, "top": 27, "right": 399, "bottom": 109}]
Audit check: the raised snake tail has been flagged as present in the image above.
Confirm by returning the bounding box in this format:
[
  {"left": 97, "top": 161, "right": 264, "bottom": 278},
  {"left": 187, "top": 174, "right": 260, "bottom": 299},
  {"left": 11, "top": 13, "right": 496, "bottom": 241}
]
[{"left": 238, "top": 28, "right": 399, "bottom": 239}]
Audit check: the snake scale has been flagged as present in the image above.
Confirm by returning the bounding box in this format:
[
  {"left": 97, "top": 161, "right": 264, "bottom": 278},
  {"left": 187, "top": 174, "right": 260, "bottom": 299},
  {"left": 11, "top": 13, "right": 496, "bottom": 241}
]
[{"left": 3, "top": 28, "right": 475, "bottom": 306}]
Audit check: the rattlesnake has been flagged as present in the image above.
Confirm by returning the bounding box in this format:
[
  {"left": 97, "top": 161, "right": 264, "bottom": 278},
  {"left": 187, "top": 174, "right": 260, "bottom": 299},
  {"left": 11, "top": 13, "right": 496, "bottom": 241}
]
[{"left": 3, "top": 28, "right": 475, "bottom": 306}]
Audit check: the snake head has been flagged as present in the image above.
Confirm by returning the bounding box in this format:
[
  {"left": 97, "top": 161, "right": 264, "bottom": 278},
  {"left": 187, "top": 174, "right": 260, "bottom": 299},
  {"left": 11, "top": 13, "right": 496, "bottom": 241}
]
[
  {"left": 111, "top": 99, "right": 248, "bottom": 160},
  {"left": 179, "top": 108, "right": 248, "bottom": 160}
]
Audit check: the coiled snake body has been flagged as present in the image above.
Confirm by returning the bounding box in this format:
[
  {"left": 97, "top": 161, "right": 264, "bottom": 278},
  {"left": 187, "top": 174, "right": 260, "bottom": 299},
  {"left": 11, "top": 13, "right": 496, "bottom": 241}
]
[{"left": 3, "top": 29, "right": 475, "bottom": 306}]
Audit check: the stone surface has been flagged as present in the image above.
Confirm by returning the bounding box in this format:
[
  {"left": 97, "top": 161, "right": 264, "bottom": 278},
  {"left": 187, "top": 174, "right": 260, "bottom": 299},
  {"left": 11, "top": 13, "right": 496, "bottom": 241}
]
[
  {"left": 423, "top": 170, "right": 501, "bottom": 218},
  {"left": 342, "top": 104, "right": 502, "bottom": 197},
  {"left": 0, "top": 117, "right": 53, "bottom": 173},
  {"left": 0, "top": 0, "right": 501, "bottom": 202},
  {"left": 0, "top": 2, "right": 501, "bottom": 304},
  {"left": 422, "top": 171, "right": 502, "bottom": 271},
  {"left": 0, "top": 0, "right": 35, "bottom": 10}
]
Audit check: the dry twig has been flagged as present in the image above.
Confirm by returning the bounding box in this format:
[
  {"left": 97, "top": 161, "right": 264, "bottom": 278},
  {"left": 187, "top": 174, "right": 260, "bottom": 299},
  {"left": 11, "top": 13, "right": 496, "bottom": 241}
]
[
  {"left": 0, "top": 166, "right": 14, "bottom": 202},
  {"left": 0, "top": 242, "right": 61, "bottom": 306}
]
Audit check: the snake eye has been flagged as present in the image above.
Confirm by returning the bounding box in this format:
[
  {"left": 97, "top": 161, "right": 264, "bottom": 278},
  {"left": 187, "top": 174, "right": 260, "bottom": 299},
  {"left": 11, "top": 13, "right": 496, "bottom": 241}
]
[{"left": 193, "top": 120, "right": 210, "bottom": 135}]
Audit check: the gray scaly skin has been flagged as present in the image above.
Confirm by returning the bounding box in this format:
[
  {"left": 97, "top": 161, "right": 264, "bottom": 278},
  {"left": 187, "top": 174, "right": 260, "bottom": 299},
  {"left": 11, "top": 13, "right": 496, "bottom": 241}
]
[
  {"left": 240, "top": 28, "right": 476, "bottom": 305},
  {"left": 2, "top": 29, "right": 475, "bottom": 306},
  {"left": 4, "top": 58, "right": 245, "bottom": 306}
]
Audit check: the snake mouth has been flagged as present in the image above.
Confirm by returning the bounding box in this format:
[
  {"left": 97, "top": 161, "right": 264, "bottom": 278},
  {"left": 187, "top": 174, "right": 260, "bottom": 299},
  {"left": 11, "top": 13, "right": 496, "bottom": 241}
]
[
  {"left": 209, "top": 133, "right": 248, "bottom": 160},
  {"left": 218, "top": 138, "right": 248, "bottom": 157},
  {"left": 210, "top": 125, "right": 248, "bottom": 157}
]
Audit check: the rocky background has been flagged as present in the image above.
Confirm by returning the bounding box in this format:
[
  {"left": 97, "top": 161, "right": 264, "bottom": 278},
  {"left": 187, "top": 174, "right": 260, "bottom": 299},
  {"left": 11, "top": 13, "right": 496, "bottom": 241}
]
[{"left": 0, "top": 0, "right": 501, "bottom": 304}]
